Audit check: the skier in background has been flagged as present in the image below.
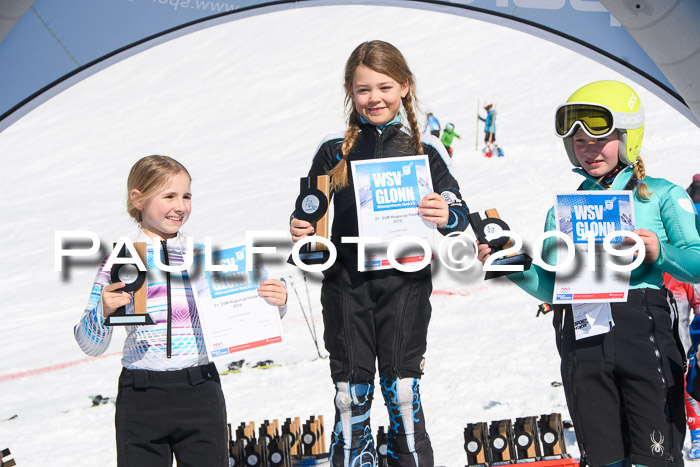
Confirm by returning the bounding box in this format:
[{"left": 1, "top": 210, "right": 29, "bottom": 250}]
[
  {"left": 440, "top": 122, "right": 461, "bottom": 157},
  {"left": 425, "top": 111, "right": 441, "bottom": 138},
  {"left": 478, "top": 102, "right": 499, "bottom": 157}
]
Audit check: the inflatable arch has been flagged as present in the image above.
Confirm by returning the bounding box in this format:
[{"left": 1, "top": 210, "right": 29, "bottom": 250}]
[{"left": 1, "top": 0, "right": 699, "bottom": 133}]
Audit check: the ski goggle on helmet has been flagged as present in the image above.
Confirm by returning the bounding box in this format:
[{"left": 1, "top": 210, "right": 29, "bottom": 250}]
[{"left": 555, "top": 80, "right": 644, "bottom": 167}]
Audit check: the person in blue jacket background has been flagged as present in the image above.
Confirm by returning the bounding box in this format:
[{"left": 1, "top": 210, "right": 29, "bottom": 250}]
[
  {"left": 478, "top": 80, "right": 700, "bottom": 466},
  {"left": 424, "top": 111, "right": 440, "bottom": 138},
  {"left": 478, "top": 102, "right": 497, "bottom": 147}
]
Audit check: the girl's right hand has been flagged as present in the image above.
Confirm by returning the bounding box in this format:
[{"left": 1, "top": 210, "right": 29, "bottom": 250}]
[
  {"left": 290, "top": 218, "right": 315, "bottom": 243},
  {"left": 101, "top": 282, "right": 132, "bottom": 318},
  {"left": 476, "top": 241, "right": 491, "bottom": 264}
]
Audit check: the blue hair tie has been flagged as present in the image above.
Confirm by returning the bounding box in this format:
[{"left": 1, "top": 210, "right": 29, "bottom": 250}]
[{"left": 637, "top": 178, "right": 644, "bottom": 185}]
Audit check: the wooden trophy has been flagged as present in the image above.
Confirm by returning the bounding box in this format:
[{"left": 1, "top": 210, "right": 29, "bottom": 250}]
[
  {"left": 377, "top": 426, "right": 389, "bottom": 467},
  {"left": 282, "top": 417, "right": 302, "bottom": 459},
  {"left": 488, "top": 419, "right": 516, "bottom": 464},
  {"left": 230, "top": 422, "right": 256, "bottom": 466},
  {"left": 302, "top": 416, "right": 320, "bottom": 457},
  {"left": 104, "top": 242, "right": 154, "bottom": 326},
  {"left": 1, "top": 448, "right": 16, "bottom": 467},
  {"left": 292, "top": 175, "right": 331, "bottom": 265},
  {"left": 267, "top": 419, "right": 293, "bottom": 467},
  {"left": 539, "top": 413, "right": 568, "bottom": 459},
  {"left": 464, "top": 422, "right": 491, "bottom": 466},
  {"left": 469, "top": 209, "right": 532, "bottom": 280},
  {"left": 242, "top": 422, "right": 262, "bottom": 467},
  {"left": 513, "top": 416, "right": 542, "bottom": 461}
]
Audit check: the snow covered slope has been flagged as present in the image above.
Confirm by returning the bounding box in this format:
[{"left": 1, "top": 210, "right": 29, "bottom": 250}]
[{"left": 1, "top": 5, "right": 699, "bottom": 465}]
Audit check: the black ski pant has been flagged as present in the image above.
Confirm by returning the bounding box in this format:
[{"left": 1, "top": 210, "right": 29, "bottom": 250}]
[
  {"left": 557, "top": 288, "right": 685, "bottom": 467},
  {"left": 321, "top": 265, "right": 434, "bottom": 466},
  {"left": 320, "top": 265, "right": 432, "bottom": 383},
  {"left": 115, "top": 363, "right": 228, "bottom": 467}
]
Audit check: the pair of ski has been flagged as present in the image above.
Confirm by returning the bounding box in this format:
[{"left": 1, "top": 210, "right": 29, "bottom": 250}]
[{"left": 221, "top": 359, "right": 280, "bottom": 375}]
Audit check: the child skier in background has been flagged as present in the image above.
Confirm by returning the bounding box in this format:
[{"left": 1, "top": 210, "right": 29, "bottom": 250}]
[
  {"left": 440, "top": 122, "right": 460, "bottom": 157},
  {"left": 425, "top": 111, "right": 440, "bottom": 138},
  {"left": 478, "top": 102, "right": 498, "bottom": 156},
  {"left": 289, "top": 40, "right": 469, "bottom": 466},
  {"left": 74, "top": 155, "right": 288, "bottom": 466},
  {"left": 477, "top": 80, "right": 700, "bottom": 466}
]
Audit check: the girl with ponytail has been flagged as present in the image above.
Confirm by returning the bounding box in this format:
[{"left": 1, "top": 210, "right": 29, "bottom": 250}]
[{"left": 290, "top": 40, "right": 469, "bottom": 467}]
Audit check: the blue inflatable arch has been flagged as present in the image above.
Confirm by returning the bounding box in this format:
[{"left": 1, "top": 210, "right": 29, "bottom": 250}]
[{"left": 1, "top": 0, "right": 699, "bottom": 133}]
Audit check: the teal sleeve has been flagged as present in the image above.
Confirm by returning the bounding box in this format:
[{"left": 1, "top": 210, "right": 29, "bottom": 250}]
[
  {"left": 507, "top": 208, "right": 557, "bottom": 303},
  {"left": 655, "top": 185, "right": 700, "bottom": 283}
]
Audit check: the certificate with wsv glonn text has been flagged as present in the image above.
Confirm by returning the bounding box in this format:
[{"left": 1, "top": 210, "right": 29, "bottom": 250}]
[
  {"left": 350, "top": 155, "right": 435, "bottom": 271},
  {"left": 552, "top": 191, "right": 636, "bottom": 304},
  {"left": 191, "top": 242, "right": 283, "bottom": 361}
]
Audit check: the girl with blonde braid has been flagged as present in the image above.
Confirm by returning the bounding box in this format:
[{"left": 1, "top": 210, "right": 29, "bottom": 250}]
[
  {"left": 290, "top": 40, "right": 469, "bottom": 466},
  {"left": 478, "top": 80, "right": 700, "bottom": 466}
]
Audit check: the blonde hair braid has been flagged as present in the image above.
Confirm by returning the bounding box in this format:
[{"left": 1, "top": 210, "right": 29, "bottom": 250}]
[
  {"left": 402, "top": 91, "right": 424, "bottom": 155},
  {"left": 633, "top": 156, "right": 653, "bottom": 200},
  {"left": 329, "top": 113, "right": 362, "bottom": 192}
]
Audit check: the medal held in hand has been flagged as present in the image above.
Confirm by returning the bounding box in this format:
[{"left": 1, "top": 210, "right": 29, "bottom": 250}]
[
  {"left": 105, "top": 242, "right": 154, "bottom": 326},
  {"left": 470, "top": 208, "right": 532, "bottom": 280},
  {"left": 292, "top": 175, "right": 331, "bottom": 265}
]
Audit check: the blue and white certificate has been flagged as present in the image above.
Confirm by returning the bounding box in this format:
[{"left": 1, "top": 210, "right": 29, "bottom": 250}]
[
  {"left": 191, "top": 242, "right": 283, "bottom": 361},
  {"left": 350, "top": 155, "right": 435, "bottom": 271},
  {"left": 552, "top": 191, "right": 636, "bottom": 305}
]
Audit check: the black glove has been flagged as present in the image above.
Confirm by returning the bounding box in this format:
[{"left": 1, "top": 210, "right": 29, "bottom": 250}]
[{"left": 536, "top": 303, "right": 552, "bottom": 317}]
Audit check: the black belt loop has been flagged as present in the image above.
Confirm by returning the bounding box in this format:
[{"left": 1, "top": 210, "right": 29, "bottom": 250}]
[
  {"left": 133, "top": 370, "right": 149, "bottom": 390},
  {"left": 186, "top": 364, "right": 214, "bottom": 386},
  {"left": 206, "top": 362, "right": 219, "bottom": 383}
]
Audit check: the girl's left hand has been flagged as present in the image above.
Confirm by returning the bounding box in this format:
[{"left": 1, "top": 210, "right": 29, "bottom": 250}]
[
  {"left": 418, "top": 193, "right": 448, "bottom": 228},
  {"left": 258, "top": 279, "right": 287, "bottom": 306},
  {"left": 627, "top": 228, "right": 660, "bottom": 263}
]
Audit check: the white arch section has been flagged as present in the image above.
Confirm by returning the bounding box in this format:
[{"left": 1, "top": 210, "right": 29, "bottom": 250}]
[
  {"left": 0, "top": 0, "right": 698, "bottom": 133},
  {"left": 600, "top": 0, "right": 700, "bottom": 123}
]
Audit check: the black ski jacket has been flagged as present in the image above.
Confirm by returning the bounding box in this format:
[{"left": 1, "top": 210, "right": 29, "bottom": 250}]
[{"left": 301, "top": 121, "right": 469, "bottom": 284}]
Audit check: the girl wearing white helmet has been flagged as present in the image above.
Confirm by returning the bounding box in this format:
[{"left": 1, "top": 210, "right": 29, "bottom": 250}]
[{"left": 478, "top": 80, "right": 700, "bottom": 466}]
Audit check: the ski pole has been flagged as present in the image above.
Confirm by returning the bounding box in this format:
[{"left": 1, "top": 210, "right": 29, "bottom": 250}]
[
  {"left": 475, "top": 99, "right": 480, "bottom": 150},
  {"left": 303, "top": 272, "right": 321, "bottom": 353},
  {"left": 289, "top": 275, "right": 326, "bottom": 359},
  {"left": 488, "top": 102, "right": 498, "bottom": 149}
]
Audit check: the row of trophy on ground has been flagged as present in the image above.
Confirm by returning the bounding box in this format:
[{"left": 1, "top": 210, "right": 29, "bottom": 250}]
[
  {"left": 227, "top": 415, "right": 402, "bottom": 467},
  {"left": 228, "top": 415, "right": 331, "bottom": 466},
  {"left": 464, "top": 413, "right": 574, "bottom": 466}
]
